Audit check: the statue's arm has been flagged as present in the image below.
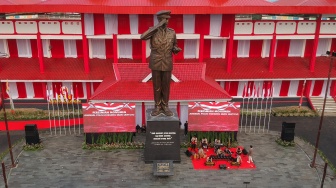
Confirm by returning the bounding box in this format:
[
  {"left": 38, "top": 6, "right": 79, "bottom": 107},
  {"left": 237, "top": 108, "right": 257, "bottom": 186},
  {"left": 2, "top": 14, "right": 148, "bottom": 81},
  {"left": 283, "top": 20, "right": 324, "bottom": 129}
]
[
  {"left": 172, "top": 33, "right": 182, "bottom": 54},
  {"left": 140, "top": 27, "right": 158, "bottom": 40},
  {"left": 140, "top": 19, "right": 167, "bottom": 40}
]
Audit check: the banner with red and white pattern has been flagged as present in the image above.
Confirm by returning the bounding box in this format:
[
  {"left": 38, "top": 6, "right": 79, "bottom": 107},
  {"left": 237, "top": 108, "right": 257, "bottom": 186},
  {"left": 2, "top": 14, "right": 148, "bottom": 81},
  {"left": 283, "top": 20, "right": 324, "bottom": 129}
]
[
  {"left": 188, "top": 102, "right": 240, "bottom": 131},
  {"left": 83, "top": 102, "right": 136, "bottom": 133}
]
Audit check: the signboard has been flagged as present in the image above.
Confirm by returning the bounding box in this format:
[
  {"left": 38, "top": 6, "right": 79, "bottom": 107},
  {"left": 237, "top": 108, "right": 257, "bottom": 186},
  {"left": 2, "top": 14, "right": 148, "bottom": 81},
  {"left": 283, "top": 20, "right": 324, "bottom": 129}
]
[
  {"left": 153, "top": 160, "right": 174, "bottom": 176},
  {"left": 83, "top": 102, "right": 135, "bottom": 133},
  {"left": 188, "top": 102, "right": 240, "bottom": 131}
]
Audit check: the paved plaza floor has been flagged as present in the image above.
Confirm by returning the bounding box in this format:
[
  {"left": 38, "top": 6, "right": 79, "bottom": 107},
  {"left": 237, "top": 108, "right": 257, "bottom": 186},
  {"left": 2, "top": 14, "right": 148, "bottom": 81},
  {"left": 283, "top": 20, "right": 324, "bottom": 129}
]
[{"left": 1, "top": 129, "right": 335, "bottom": 188}]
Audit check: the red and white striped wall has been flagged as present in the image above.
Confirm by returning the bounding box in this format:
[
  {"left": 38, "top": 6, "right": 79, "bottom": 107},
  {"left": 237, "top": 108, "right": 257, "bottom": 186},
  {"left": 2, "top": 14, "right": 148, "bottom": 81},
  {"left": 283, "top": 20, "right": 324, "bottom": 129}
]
[
  {"left": 1, "top": 82, "right": 101, "bottom": 99},
  {"left": 83, "top": 14, "right": 232, "bottom": 36},
  {"left": 3, "top": 38, "right": 330, "bottom": 60},
  {"left": 219, "top": 80, "right": 336, "bottom": 98}
]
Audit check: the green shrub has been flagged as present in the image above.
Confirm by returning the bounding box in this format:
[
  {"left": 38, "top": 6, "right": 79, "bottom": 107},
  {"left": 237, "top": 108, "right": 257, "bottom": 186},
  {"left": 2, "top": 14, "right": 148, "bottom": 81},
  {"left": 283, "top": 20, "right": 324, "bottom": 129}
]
[
  {"left": 82, "top": 142, "right": 145, "bottom": 150},
  {"left": 0, "top": 108, "right": 82, "bottom": 121},
  {"left": 271, "top": 106, "right": 317, "bottom": 117},
  {"left": 23, "top": 143, "right": 44, "bottom": 151},
  {"left": 275, "top": 137, "right": 295, "bottom": 147}
]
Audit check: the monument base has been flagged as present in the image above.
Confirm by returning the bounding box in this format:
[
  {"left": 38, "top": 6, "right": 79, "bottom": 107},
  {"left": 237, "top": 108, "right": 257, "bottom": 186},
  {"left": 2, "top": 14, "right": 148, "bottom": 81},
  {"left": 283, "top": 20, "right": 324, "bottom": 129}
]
[{"left": 144, "top": 108, "right": 180, "bottom": 163}]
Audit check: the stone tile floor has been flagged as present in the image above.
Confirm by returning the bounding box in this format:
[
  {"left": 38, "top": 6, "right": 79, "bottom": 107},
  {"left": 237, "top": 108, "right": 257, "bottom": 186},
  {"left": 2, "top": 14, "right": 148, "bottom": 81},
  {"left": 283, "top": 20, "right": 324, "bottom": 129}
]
[{"left": 0, "top": 129, "right": 335, "bottom": 188}]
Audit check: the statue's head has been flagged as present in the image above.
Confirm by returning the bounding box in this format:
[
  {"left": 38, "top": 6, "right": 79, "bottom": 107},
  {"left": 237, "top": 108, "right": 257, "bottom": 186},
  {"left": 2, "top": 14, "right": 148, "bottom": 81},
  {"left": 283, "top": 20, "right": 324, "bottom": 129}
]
[{"left": 156, "top": 10, "right": 171, "bottom": 26}]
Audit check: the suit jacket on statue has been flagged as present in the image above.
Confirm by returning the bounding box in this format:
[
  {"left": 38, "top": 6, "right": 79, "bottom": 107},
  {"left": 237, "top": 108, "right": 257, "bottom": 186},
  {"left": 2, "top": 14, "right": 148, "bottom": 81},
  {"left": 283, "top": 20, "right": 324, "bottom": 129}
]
[{"left": 141, "top": 26, "right": 179, "bottom": 71}]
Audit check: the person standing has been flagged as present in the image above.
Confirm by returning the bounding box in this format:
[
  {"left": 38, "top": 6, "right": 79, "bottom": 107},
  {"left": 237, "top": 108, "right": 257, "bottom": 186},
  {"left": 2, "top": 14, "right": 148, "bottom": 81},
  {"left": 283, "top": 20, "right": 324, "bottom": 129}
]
[
  {"left": 140, "top": 10, "right": 182, "bottom": 116},
  {"left": 247, "top": 145, "right": 254, "bottom": 163},
  {"left": 184, "top": 121, "right": 188, "bottom": 136}
]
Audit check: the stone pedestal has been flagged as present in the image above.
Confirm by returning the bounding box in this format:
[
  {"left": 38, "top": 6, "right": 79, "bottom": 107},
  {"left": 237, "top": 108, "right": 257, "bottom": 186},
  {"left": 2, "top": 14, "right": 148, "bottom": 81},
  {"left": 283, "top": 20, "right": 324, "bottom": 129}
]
[{"left": 144, "top": 109, "right": 180, "bottom": 163}]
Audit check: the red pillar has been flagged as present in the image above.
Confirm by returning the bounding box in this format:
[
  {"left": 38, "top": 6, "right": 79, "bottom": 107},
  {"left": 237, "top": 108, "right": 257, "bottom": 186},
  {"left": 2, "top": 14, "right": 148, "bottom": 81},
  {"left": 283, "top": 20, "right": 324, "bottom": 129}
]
[
  {"left": 81, "top": 13, "right": 89, "bottom": 73},
  {"left": 113, "top": 34, "right": 118, "bottom": 64},
  {"left": 268, "top": 33, "right": 276, "bottom": 72},
  {"left": 37, "top": 34, "right": 44, "bottom": 73},
  {"left": 224, "top": 81, "right": 230, "bottom": 93},
  {"left": 226, "top": 16, "right": 235, "bottom": 73},
  {"left": 305, "top": 80, "right": 312, "bottom": 97},
  {"left": 142, "top": 40, "right": 147, "bottom": 63},
  {"left": 42, "top": 82, "right": 47, "bottom": 100},
  {"left": 142, "top": 102, "right": 146, "bottom": 125},
  {"left": 310, "top": 15, "right": 322, "bottom": 72},
  {"left": 199, "top": 34, "right": 204, "bottom": 63},
  {"left": 330, "top": 80, "right": 336, "bottom": 97},
  {"left": 86, "top": 82, "right": 91, "bottom": 100},
  {"left": 177, "top": 102, "right": 180, "bottom": 118}
]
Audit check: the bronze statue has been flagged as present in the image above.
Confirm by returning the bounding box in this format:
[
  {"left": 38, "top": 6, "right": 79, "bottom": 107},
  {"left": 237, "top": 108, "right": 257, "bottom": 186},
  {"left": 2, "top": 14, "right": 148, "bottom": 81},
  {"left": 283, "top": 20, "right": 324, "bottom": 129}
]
[{"left": 140, "top": 10, "right": 181, "bottom": 116}]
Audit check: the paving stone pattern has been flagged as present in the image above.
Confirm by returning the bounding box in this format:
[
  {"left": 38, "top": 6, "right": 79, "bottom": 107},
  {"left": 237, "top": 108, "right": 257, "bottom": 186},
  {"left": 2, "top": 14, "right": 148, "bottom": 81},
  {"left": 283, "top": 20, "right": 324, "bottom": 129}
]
[{"left": 1, "top": 129, "right": 335, "bottom": 188}]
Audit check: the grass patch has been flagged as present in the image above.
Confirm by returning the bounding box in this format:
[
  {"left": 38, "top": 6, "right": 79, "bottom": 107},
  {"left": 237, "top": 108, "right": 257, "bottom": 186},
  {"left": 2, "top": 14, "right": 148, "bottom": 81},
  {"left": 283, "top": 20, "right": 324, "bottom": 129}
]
[
  {"left": 0, "top": 137, "right": 24, "bottom": 161},
  {"left": 299, "top": 137, "right": 336, "bottom": 174}
]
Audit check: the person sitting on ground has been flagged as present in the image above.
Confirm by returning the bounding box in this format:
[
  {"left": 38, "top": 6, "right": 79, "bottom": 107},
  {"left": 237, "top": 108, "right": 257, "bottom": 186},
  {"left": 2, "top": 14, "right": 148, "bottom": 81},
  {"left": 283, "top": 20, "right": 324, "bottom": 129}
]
[
  {"left": 201, "top": 137, "right": 208, "bottom": 150},
  {"left": 191, "top": 136, "right": 197, "bottom": 151},
  {"left": 214, "top": 139, "right": 221, "bottom": 153},
  {"left": 206, "top": 156, "right": 212, "bottom": 163},
  {"left": 231, "top": 153, "right": 242, "bottom": 166},
  {"left": 224, "top": 147, "right": 232, "bottom": 155},
  {"left": 198, "top": 147, "right": 206, "bottom": 159},
  {"left": 140, "top": 124, "right": 146, "bottom": 133},
  {"left": 236, "top": 147, "right": 242, "bottom": 155},
  {"left": 216, "top": 148, "right": 224, "bottom": 158},
  {"left": 136, "top": 124, "right": 141, "bottom": 133}
]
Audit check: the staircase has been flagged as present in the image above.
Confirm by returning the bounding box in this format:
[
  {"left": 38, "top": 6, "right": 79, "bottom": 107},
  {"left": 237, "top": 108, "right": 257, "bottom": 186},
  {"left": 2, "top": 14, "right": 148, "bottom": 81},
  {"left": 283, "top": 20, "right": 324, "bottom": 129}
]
[{"left": 310, "top": 97, "right": 336, "bottom": 116}]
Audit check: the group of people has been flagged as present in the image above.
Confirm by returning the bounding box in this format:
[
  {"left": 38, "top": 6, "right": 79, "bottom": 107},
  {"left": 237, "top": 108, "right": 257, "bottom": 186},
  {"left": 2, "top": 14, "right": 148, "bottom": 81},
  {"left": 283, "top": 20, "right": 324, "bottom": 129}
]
[
  {"left": 190, "top": 135, "right": 254, "bottom": 166},
  {"left": 190, "top": 136, "right": 209, "bottom": 152}
]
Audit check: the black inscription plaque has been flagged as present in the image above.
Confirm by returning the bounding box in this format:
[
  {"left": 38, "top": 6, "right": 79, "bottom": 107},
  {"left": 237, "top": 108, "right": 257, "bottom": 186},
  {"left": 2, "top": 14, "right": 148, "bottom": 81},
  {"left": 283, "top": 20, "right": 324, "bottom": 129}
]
[{"left": 144, "top": 109, "right": 180, "bottom": 163}]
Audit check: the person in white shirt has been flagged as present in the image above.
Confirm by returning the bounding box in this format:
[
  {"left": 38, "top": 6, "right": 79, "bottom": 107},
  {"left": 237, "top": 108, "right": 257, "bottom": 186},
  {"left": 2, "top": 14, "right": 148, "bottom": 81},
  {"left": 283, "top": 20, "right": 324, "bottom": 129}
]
[{"left": 247, "top": 145, "right": 253, "bottom": 163}]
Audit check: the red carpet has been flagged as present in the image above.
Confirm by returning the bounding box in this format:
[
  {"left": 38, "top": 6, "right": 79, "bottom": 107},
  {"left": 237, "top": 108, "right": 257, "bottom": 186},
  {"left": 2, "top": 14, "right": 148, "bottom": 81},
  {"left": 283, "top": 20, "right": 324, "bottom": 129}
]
[
  {"left": 190, "top": 147, "right": 256, "bottom": 170},
  {"left": 0, "top": 118, "right": 83, "bottom": 131}
]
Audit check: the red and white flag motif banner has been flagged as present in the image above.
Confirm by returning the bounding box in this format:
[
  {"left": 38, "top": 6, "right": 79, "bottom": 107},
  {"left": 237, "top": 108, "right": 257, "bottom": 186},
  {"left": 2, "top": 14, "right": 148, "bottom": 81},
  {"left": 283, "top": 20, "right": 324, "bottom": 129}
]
[
  {"left": 83, "top": 102, "right": 135, "bottom": 133},
  {"left": 188, "top": 102, "right": 240, "bottom": 131}
]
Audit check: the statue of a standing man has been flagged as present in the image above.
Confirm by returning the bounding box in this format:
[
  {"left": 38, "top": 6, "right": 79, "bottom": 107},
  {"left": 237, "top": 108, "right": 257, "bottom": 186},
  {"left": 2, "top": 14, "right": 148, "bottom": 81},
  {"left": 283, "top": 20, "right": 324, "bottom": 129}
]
[{"left": 140, "top": 10, "right": 182, "bottom": 116}]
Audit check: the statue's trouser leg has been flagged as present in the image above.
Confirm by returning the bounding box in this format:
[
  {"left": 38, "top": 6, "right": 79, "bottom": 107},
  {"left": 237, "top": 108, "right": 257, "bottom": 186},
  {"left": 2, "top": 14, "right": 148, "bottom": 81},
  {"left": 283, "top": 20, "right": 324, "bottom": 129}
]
[
  {"left": 160, "top": 71, "right": 171, "bottom": 106},
  {"left": 152, "top": 70, "right": 163, "bottom": 106}
]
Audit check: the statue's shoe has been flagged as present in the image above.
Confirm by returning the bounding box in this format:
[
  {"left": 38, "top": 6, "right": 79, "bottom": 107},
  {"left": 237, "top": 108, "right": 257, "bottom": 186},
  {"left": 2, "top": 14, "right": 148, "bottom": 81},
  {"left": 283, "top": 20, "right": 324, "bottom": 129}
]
[
  {"left": 162, "top": 105, "right": 173, "bottom": 116},
  {"left": 151, "top": 106, "right": 162, "bottom": 116}
]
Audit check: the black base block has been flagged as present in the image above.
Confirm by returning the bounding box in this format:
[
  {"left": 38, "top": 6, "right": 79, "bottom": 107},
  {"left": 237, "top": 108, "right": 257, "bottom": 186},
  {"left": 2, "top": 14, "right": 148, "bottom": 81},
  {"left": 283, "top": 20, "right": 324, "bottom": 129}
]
[
  {"left": 144, "top": 109, "right": 180, "bottom": 163},
  {"left": 219, "top": 164, "right": 227, "bottom": 170},
  {"left": 25, "top": 124, "right": 40, "bottom": 145}
]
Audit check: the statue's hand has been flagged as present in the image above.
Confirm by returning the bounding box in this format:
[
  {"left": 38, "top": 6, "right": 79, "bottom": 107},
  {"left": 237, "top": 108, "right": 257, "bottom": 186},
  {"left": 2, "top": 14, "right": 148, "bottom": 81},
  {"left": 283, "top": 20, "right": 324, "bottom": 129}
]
[
  {"left": 157, "top": 19, "right": 167, "bottom": 27},
  {"left": 172, "top": 46, "right": 182, "bottom": 54}
]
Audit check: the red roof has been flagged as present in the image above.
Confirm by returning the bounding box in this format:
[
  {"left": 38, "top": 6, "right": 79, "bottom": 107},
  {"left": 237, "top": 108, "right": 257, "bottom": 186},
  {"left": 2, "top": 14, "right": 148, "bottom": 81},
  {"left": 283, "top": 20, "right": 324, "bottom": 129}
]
[
  {"left": 0, "top": 0, "right": 336, "bottom": 14},
  {"left": 204, "top": 57, "right": 336, "bottom": 80},
  {"left": 90, "top": 63, "right": 232, "bottom": 102},
  {"left": 0, "top": 58, "right": 114, "bottom": 81},
  {"left": 2, "top": 57, "right": 335, "bottom": 81}
]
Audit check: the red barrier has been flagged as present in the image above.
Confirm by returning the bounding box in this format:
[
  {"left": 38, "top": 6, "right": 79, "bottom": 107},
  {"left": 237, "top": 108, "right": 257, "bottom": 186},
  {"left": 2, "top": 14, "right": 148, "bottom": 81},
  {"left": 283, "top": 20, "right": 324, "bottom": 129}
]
[{"left": 0, "top": 118, "right": 83, "bottom": 131}]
